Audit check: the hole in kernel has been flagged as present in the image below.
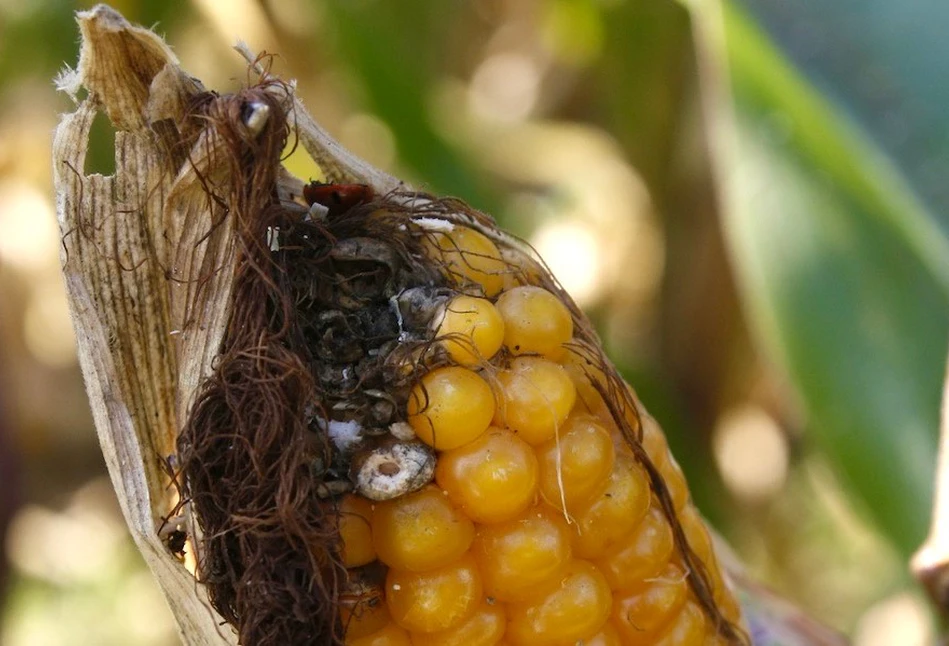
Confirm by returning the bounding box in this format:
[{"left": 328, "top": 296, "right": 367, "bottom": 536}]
[{"left": 378, "top": 462, "right": 401, "bottom": 476}]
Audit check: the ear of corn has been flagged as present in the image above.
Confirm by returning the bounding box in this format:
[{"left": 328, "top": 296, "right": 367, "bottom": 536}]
[
  {"left": 53, "top": 8, "right": 849, "bottom": 646},
  {"left": 318, "top": 205, "right": 748, "bottom": 645}
]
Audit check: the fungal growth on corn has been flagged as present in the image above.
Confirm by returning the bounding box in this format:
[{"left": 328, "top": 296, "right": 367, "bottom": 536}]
[{"left": 172, "top": 77, "right": 748, "bottom": 645}]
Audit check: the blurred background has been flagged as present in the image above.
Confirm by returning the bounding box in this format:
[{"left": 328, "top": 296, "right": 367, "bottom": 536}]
[{"left": 1, "top": 0, "right": 947, "bottom": 644}]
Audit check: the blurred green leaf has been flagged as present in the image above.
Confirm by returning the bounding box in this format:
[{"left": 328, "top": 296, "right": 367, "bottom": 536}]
[
  {"left": 737, "top": 0, "right": 949, "bottom": 235},
  {"left": 695, "top": 0, "right": 949, "bottom": 556},
  {"left": 320, "top": 0, "right": 501, "bottom": 212}
]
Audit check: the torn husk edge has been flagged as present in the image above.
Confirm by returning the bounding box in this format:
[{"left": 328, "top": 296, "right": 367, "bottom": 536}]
[{"left": 53, "top": 4, "right": 847, "bottom": 645}]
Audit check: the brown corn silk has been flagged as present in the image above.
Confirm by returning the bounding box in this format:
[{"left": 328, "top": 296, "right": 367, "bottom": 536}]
[{"left": 55, "top": 6, "right": 851, "bottom": 646}]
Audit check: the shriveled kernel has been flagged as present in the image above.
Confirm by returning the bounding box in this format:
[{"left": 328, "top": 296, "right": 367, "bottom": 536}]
[
  {"left": 506, "top": 560, "right": 611, "bottom": 646},
  {"left": 654, "top": 601, "right": 707, "bottom": 646},
  {"left": 473, "top": 506, "right": 572, "bottom": 602},
  {"left": 341, "top": 597, "right": 390, "bottom": 640},
  {"left": 407, "top": 366, "right": 495, "bottom": 450},
  {"left": 372, "top": 485, "right": 474, "bottom": 572},
  {"left": 386, "top": 553, "right": 482, "bottom": 634},
  {"left": 435, "top": 295, "right": 505, "bottom": 365},
  {"left": 610, "top": 563, "right": 689, "bottom": 644},
  {"left": 409, "top": 601, "right": 506, "bottom": 646},
  {"left": 595, "top": 505, "right": 675, "bottom": 590},
  {"left": 495, "top": 286, "right": 573, "bottom": 360},
  {"left": 495, "top": 357, "right": 576, "bottom": 446},
  {"left": 337, "top": 494, "right": 376, "bottom": 567},
  {"left": 426, "top": 227, "right": 507, "bottom": 297},
  {"left": 571, "top": 453, "right": 650, "bottom": 559},
  {"left": 536, "top": 414, "right": 615, "bottom": 511},
  {"left": 435, "top": 427, "right": 538, "bottom": 524},
  {"left": 346, "top": 621, "right": 412, "bottom": 646}
]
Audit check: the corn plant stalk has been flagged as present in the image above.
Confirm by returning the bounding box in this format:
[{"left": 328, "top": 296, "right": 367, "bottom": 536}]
[{"left": 53, "top": 4, "right": 847, "bottom": 644}]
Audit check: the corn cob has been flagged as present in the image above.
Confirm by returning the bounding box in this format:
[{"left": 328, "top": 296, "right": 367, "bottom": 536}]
[
  {"left": 274, "top": 192, "right": 748, "bottom": 646},
  {"left": 174, "top": 107, "right": 749, "bottom": 640}
]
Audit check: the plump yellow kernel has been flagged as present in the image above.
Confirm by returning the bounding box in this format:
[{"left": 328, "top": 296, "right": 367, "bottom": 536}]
[
  {"left": 341, "top": 598, "right": 390, "bottom": 640},
  {"left": 346, "top": 621, "right": 412, "bottom": 646},
  {"left": 595, "top": 505, "right": 674, "bottom": 590},
  {"left": 654, "top": 601, "right": 707, "bottom": 646},
  {"left": 473, "top": 506, "right": 572, "bottom": 602},
  {"left": 611, "top": 563, "right": 689, "bottom": 644},
  {"left": 495, "top": 357, "right": 576, "bottom": 446},
  {"left": 435, "top": 295, "right": 505, "bottom": 366},
  {"left": 659, "top": 452, "right": 690, "bottom": 510},
  {"left": 506, "top": 560, "right": 612, "bottom": 646},
  {"left": 338, "top": 494, "right": 376, "bottom": 568},
  {"left": 536, "top": 414, "right": 615, "bottom": 511},
  {"left": 386, "top": 553, "right": 482, "bottom": 634},
  {"left": 372, "top": 485, "right": 474, "bottom": 572},
  {"left": 426, "top": 227, "right": 507, "bottom": 297},
  {"left": 495, "top": 286, "right": 573, "bottom": 360},
  {"left": 580, "top": 622, "right": 623, "bottom": 646},
  {"left": 435, "top": 427, "right": 538, "bottom": 524},
  {"left": 409, "top": 601, "right": 506, "bottom": 646},
  {"left": 571, "top": 454, "right": 651, "bottom": 559},
  {"left": 407, "top": 366, "right": 495, "bottom": 450}
]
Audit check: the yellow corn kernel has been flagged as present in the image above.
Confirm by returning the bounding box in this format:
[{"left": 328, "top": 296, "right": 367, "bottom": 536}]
[
  {"left": 435, "top": 295, "right": 505, "bottom": 365},
  {"left": 407, "top": 366, "right": 495, "bottom": 450},
  {"left": 435, "top": 427, "right": 538, "bottom": 524},
  {"left": 581, "top": 622, "right": 623, "bottom": 646},
  {"left": 386, "top": 552, "right": 482, "bottom": 634},
  {"left": 611, "top": 562, "right": 689, "bottom": 644},
  {"left": 372, "top": 485, "right": 474, "bottom": 572},
  {"left": 505, "top": 560, "right": 612, "bottom": 646},
  {"left": 536, "top": 414, "right": 615, "bottom": 510},
  {"left": 660, "top": 452, "right": 690, "bottom": 511},
  {"left": 560, "top": 348, "right": 611, "bottom": 420},
  {"left": 654, "top": 601, "right": 707, "bottom": 646},
  {"left": 425, "top": 227, "right": 507, "bottom": 297},
  {"left": 594, "top": 505, "right": 675, "bottom": 590},
  {"left": 409, "top": 601, "right": 506, "bottom": 646},
  {"left": 570, "top": 453, "right": 651, "bottom": 559},
  {"left": 495, "top": 285, "right": 573, "bottom": 360},
  {"left": 494, "top": 357, "right": 576, "bottom": 446},
  {"left": 679, "top": 504, "right": 715, "bottom": 569},
  {"left": 473, "top": 506, "right": 572, "bottom": 602},
  {"left": 337, "top": 494, "right": 376, "bottom": 568},
  {"left": 345, "top": 621, "right": 412, "bottom": 646}
]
